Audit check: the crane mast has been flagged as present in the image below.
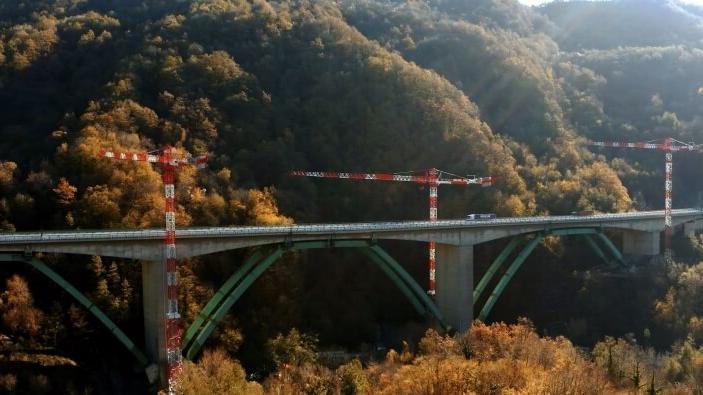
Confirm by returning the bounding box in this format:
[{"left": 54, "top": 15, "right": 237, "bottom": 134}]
[
  {"left": 291, "top": 168, "right": 495, "bottom": 295},
  {"left": 99, "top": 146, "right": 207, "bottom": 394}
]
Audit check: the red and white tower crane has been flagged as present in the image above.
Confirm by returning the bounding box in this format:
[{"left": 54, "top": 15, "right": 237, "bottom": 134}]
[
  {"left": 98, "top": 145, "right": 207, "bottom": 394},
  {"left": 587, "top": 137, "right": 702, "bottom": 260},
  {"left": 291, "top": 168, "right": 496, "bottom": 295}
]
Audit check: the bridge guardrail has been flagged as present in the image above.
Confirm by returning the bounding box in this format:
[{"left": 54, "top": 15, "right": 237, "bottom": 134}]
[{"left": 0, "top": 209, "right": 701, "bottom": 243}]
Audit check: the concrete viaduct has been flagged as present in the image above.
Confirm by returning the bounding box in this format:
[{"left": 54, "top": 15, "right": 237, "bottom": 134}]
[{"left": 0, "top": 208, "right": 701, "bottom": 385}]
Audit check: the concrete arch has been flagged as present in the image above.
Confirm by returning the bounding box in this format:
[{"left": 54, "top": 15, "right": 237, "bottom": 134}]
[
  {"left": 181, "top": 240, "right": 445, "bottom": 360},
  {"left": 474, "top": 228, "right": 624, "bottom": 322},
  {"left": 0, "top": 254, "right": 148, "bottom": 366}
]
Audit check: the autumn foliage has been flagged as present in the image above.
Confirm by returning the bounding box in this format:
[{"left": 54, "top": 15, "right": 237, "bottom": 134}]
[{"left": 175, "top": 320, "right": 703, "bottom": 394}]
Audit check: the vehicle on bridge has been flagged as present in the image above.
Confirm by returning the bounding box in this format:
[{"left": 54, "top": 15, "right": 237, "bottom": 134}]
[{"left": 466, "top": 213, "right": 497, "bottom": 220}]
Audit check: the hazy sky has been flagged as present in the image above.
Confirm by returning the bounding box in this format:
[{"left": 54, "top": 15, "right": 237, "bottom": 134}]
[{"left": 518, "top": 0, "right": 703, "bottom": 5}]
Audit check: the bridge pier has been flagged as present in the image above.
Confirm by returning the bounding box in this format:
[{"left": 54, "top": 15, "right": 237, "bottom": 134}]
[
  {"left": 622, "top": 230, "right": 660, "bottom": 256},
  {"left": 684, "top": 221, "right": 698, "bottom": 237},
  {"left": 435, "top": 244, "right": 473, "bottom": 332},
  {"left": 142, "top": 260, "right": 167, "bottom": 386}
]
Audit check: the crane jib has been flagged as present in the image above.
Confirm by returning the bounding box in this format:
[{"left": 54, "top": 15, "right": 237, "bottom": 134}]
[{"left": 588, "top": 139, "right": 703, "bottom": 152}]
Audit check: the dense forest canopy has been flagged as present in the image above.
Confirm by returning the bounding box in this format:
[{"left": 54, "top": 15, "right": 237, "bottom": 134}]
[{"left": 2, "top": 0, "right": 703, "bottom": 392}]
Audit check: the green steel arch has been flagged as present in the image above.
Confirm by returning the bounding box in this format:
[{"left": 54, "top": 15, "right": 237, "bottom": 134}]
[
  {"left": 0, "top": 254, "right": 148, "bottom": 366},
  {"left": 474, "top": 228, "right": 624, "bottom": 322},
  {"left": 182, "top": 239, "right": 445, "bottom": 360}
]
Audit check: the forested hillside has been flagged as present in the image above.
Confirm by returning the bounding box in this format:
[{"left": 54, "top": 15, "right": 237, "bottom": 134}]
[
  {"left": 1, "top": 0, "right": 703, "bottom": 393},
  {"left": 541, "top": 0, "right": 703, "bottom": 50}
]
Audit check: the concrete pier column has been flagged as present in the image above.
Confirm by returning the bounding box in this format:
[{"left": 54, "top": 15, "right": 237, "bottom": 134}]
[
  {"left": 622, "top": 230, "right": 660, "bottom": 256},
  {"left": 435, "top": 244, "right": 473, "bottom": 332},
  {"left": 684, "top": 221, "right": 697, "bottom": 237},
  {"left": 142, "top": 260, "right": 167, "bottom": 385}
]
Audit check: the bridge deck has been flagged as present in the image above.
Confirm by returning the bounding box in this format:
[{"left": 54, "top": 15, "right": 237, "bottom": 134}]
[{"left": 0, "top": 209, "right": 700, "bottom": 243}]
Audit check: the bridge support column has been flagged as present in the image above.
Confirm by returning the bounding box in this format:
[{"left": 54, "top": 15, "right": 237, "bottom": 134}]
[
  {"left": 142, "top": 260, "right": 167, "bottom": 385},
  {"left": 684, "top": 221, "right": 697, "bottom": 237},
  {"left": 435, "top": 244, "right": 473, "bottom": 332},
  {"left": 622, "top": 230, "right": 660, "bottom": 256}
]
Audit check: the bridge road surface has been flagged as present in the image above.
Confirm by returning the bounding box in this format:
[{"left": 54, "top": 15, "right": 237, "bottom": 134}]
[{"left": 0, "top": 209, "right": 701, "bottom": 261}]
